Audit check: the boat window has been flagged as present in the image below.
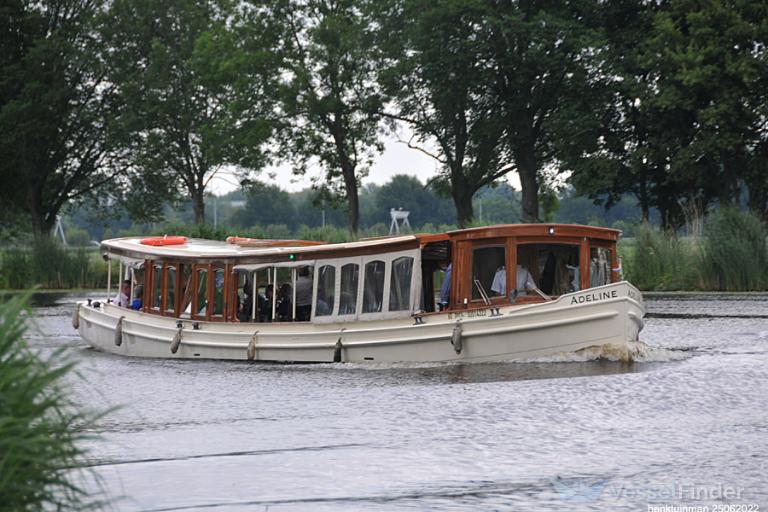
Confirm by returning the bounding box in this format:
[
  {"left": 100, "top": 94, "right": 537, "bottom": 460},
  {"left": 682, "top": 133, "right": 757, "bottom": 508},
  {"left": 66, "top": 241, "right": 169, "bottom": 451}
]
[
  {"left": 315, "top": 265, "right": 335, "bottom": 316},
  {"left": 179, "top": 265, "right": 193, "bottom": 316},
  {"left": 152, "top": 264, "right": 163, "bottom": 309},
  {"left": 165, "top": 266, "right": 176, "bottom": 314},
  {"left": 362, "top": 260, "right": 385, "bottom": 313},
  {"left": 212, "top": 268, "right": 225, "bottom": 316},
  {"left": 517, "top": 244, "right": 581, "bottom": 295},
  {"left": 196, "top": 268, "right": 208, "bottom": 315},
  {"left": 471, "top": 246, "right": 506, "bottom": 300},
  {"left": 590, "top": 247, "right": 612, "bottom": 287},
  {"left": 338, "top": 263, "right": 359, "bottom": 315},
  {"left": 388, "top": 256, "right": 413, "bottom": 311}
]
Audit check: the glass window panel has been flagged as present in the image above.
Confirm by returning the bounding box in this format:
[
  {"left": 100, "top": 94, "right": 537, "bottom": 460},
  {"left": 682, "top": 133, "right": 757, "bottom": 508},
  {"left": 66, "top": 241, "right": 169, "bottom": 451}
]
[
  {"left": 165, "top": 266, "right": 176, "bottom": 313},
  {"left": 153, "top": 264, "right": 162, "bottom": 309},
  {"left": 388, "top": 257, "right": 413, "bottom": 311},
  {"left": 362, "top": 260, "right": 385, "bottom": 313},
  {"left": 213, "top": 268, "right": 225, "bottom": 315},
  {"left": 339, "top": 263, "right": 359, "bottom": 315},
  {"left": 517, "top": 244, "right": 581, "bottom": 295},
  {"left": 471, "top": 247, "right": 506, "bottom": 299},
  {"left": 590, "top": 247, "right": 612, "bottom": 288},
  {"left": 196, "top": 268, "right": 208, "bottom": 315},
  {"left": 315, "top": 265, "right": 335, "bottom": 316}
]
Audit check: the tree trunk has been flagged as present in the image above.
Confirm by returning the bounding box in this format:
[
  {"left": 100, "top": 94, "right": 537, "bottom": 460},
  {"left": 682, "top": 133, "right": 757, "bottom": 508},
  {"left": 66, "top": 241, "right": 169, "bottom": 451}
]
[
  {"left": 191, "top": 188, "right": 205, "bottom": 225},
  {"left": 452, "top": 188, "right": 474, "bottom": 228},
  {"left": 638, "top": 177, "right": 650, "bottom": 222},
  {"left": 341, "top": 163, "right": 359, "bottom": 235},
  {"left": 516, "top": 147, "right": 539, "bottom": 223}
]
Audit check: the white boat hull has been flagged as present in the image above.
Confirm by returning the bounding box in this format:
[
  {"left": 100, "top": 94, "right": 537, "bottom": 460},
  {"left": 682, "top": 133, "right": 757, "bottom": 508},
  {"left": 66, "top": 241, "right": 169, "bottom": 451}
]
[{"left": 76, "top": 282, "right": 645, "bottom": 363}]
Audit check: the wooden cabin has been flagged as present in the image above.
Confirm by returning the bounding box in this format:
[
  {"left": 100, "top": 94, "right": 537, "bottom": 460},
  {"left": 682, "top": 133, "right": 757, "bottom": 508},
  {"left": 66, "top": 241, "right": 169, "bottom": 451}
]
[{"left": 102, "top": 224, "right": 620, "bottom": 324}]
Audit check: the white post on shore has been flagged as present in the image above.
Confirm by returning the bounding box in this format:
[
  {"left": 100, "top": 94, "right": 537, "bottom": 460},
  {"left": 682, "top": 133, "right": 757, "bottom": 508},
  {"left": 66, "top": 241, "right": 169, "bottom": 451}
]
[
  {"left": 106, "top": 259, "right": 112, "bottom": 303},
  {"left": 271, "top": 267, "right": 277, "bottom": 321},
  {"left": 251, "top": 271, "right": 257, "bottom": 321},
  {"left": 291, "top": 267, "right": 296, "bottom": 321}
]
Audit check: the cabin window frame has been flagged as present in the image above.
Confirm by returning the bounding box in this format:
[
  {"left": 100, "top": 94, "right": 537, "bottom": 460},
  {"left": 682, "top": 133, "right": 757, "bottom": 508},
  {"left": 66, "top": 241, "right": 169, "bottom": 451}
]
[
  {"left": 310, "top": 249, "right": 421, "bottom": 323},
  {"left": 511, "top": 236, "right": 588, "bottom": 303}
]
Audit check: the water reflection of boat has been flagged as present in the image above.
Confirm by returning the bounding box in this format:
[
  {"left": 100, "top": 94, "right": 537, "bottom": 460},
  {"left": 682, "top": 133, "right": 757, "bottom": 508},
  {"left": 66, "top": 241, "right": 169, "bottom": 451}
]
[{"left": 75, "top": 224, "right": 645, "bottom": 363}]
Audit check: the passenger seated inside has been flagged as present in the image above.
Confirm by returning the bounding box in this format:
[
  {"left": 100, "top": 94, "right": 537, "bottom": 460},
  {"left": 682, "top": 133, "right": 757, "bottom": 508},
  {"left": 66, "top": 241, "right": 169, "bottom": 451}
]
[
  {"left": 239, "top": 282, "right": 253, "bottom": 322},
  {"left": 439, "top": 262, "right": 451, "bottom": 310},
  {"left": 260, "top": 284, "right": 274, "bottom": 322},
  {"left": 516, "top": 265, "right": 536, "bottom": 295},
  {"left": 491, "top": 265, "right": 506, "bottom": 296},
  {"left": 516, "top": 244, "right": 581, "bottom": 296},
  {"left": 277, "top": 283, "right": 292, "bottom": 321},
  {"left": 295, "top": 267, "right": 312, "bottom": 321},
  {"left": 131, "top": 284, "right": 144, "bottom": 310},
  {"left": 116, "top": 280, "right": 131, "bottom": 307}
]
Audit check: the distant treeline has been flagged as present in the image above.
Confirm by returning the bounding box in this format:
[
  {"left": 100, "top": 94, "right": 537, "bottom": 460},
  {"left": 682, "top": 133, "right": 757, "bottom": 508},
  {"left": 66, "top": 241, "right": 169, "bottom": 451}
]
[
  {"left": 57, "top": 176, "right": 645, "bottom": 245},
  {"left": 1, "top": 0, "right": 766, "bottom": 239}
]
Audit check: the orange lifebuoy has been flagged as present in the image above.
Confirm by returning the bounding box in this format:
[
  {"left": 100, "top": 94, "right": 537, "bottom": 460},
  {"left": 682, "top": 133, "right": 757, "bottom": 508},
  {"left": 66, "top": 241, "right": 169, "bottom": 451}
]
[{"left": 140, "top": 235, "right": 188, "bottom": 246}]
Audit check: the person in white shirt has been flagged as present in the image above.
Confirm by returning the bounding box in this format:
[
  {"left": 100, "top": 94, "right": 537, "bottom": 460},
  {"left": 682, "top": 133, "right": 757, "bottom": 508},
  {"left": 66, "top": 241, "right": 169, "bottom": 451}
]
[
  {"left": 491, "top": 266, "right": 506, "bottom": 296},
  {"left": 516, "top": 265, "right": 537, "bottom": 294},
  {"left": 295, "top": 267, "right": 313, "bottom": 320},
  {"left": 491, "top": 265, "right": 537, "bottom": 296},
  {"left": 115, "top": 280, "right": 131, "bottom": 307}
]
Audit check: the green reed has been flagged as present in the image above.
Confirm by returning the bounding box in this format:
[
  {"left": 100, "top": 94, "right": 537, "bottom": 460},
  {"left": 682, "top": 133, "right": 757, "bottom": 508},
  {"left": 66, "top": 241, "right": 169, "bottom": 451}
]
[
  {"left": 700, "top": 208, "right": 767, "bottom": 291},
  {"left": 0, "top": 294, "right": 105, "bottom": 510}
]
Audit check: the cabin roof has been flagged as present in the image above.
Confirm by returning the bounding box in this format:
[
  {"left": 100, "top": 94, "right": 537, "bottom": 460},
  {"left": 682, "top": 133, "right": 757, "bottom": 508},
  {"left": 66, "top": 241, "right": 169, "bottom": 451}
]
[{"left": 101, "top": 223, "right": 619, "bottom": 263}]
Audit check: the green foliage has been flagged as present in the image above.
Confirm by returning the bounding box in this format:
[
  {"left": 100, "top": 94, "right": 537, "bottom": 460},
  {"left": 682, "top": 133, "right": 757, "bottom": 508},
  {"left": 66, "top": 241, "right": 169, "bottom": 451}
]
[
  {"left": 0, "top": 0, "right": 123, "bottom": 236},
  {"left": 0, "top": 239, "right": 105, "bottom": 290},
  {"left": 269, "top": 0, "right": 386, "bottom": 233},
  {"left": 625, "top": 224, "right": 700, "bottom": 291},
  {"left": 701, "top": 208, "right": 768, "bottom": 291},
  {"left": 104, "top": 0, "right": 278, "bottom": 224},
  {"left": 0, "top": 294, "right": 104, "bottom": 510}
]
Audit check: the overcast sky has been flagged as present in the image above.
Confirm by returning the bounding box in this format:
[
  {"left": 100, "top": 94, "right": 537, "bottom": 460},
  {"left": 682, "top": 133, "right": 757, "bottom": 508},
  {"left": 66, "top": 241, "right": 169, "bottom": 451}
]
[{"left": 208, "top": 130, "right": 520, "bottom": 195}]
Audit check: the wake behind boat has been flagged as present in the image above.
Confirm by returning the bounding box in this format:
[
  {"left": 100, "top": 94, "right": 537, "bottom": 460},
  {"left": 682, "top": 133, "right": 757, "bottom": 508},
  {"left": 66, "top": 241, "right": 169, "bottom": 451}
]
[{"left": 74, "top": 224, "right": 645, "bottom": 363}]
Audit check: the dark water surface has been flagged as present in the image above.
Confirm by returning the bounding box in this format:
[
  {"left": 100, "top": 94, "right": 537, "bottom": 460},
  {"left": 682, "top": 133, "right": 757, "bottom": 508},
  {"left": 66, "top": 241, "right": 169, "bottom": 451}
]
[{"left": 27, "top": 293, "right": 768, "bottom": 511}]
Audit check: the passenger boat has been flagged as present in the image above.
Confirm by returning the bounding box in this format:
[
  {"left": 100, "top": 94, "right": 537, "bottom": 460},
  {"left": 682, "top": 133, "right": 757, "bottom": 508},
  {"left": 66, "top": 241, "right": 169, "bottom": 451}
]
[{"left": 74, "top": 224, "right": 645, "bottom": 363}]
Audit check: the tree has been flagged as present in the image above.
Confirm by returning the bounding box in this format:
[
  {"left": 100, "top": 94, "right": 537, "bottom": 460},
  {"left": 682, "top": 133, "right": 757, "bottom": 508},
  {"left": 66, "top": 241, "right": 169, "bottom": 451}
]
[
  {"left": 0, "top": 0, "right": 124, "bottom": 237},
  {"left": 375, "top": 174, "right": 456, "bottom": 227},
  {"left": 268, "top": 0, "right": 386, "bottom": 235},
  {"left": 105, "top": 0, "right": 278, "bottom": 224},
  {"left": 484, "top": 0, "right": 606, "bottom": 222},
  {"left": 229, "top": 181, "right": 297, "bottom": 229},
  {"left": 568, "top": 0, "right": 768, "bottom": 226},
  {"left": 376, "top": 0, "right": 510, "bottom": 228}
]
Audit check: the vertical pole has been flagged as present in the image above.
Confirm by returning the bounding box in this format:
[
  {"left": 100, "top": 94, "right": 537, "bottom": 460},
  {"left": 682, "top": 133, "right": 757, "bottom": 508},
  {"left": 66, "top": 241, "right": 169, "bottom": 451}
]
[
  {"left": 271, "top": 267, "right": 277, "bottom": 321},
  {"left": 251, "top": 271, "right": 257, "bottom": 321},
  {"left": 107, "top": 259, "right": 112, "bottom": 303},
  {"left": 291, "top": 267, "right": 296, "bottom": 321},
  {"left": 130, "top": 267, "right": 135, "bottom": 303}
]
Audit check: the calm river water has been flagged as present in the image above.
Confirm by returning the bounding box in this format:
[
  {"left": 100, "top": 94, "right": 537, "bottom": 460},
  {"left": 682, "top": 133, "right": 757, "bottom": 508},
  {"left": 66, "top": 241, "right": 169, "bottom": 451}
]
[{"left": 27, "top": 293, "right": 768, "bottom": 511}]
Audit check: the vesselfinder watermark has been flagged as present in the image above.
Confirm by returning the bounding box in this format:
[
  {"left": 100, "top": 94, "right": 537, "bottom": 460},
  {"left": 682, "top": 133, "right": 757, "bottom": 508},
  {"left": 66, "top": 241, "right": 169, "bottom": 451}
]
[{"left": 550, "top": 476, "right": 759, "bottom": 509}]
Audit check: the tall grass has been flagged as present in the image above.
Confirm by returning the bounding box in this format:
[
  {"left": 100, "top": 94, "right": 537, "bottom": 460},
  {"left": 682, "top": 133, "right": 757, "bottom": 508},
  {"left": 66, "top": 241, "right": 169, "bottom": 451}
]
[
  {"left": 0, "top": 294, "right": 104, "bottom": 510},
  {"left": 700, "top": 208, "right": 767, "bottom": 291},
  {"left": 0, "top": 238, "right": 106, "bottom": 289},
  {"left": 624, "top": 223, "right": 701, "bottom": 291}
]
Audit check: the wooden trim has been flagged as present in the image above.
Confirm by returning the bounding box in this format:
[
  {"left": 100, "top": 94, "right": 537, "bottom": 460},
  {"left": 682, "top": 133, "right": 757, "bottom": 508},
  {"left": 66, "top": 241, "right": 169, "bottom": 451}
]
[
  {"left": 206, "top": 263, "right": 214, "bottom": 321},
  {"left": 580, "top": 238, "right": 590, "bottom": 290},
  {"left": 191, "top": 264, "right": 201, "bottom": 321},
  {"left": 174, "top": 263, "right": 183, "bottom": 317},
  {"left": 160, "top": 265, "right": 169, "bottom": 315}
]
